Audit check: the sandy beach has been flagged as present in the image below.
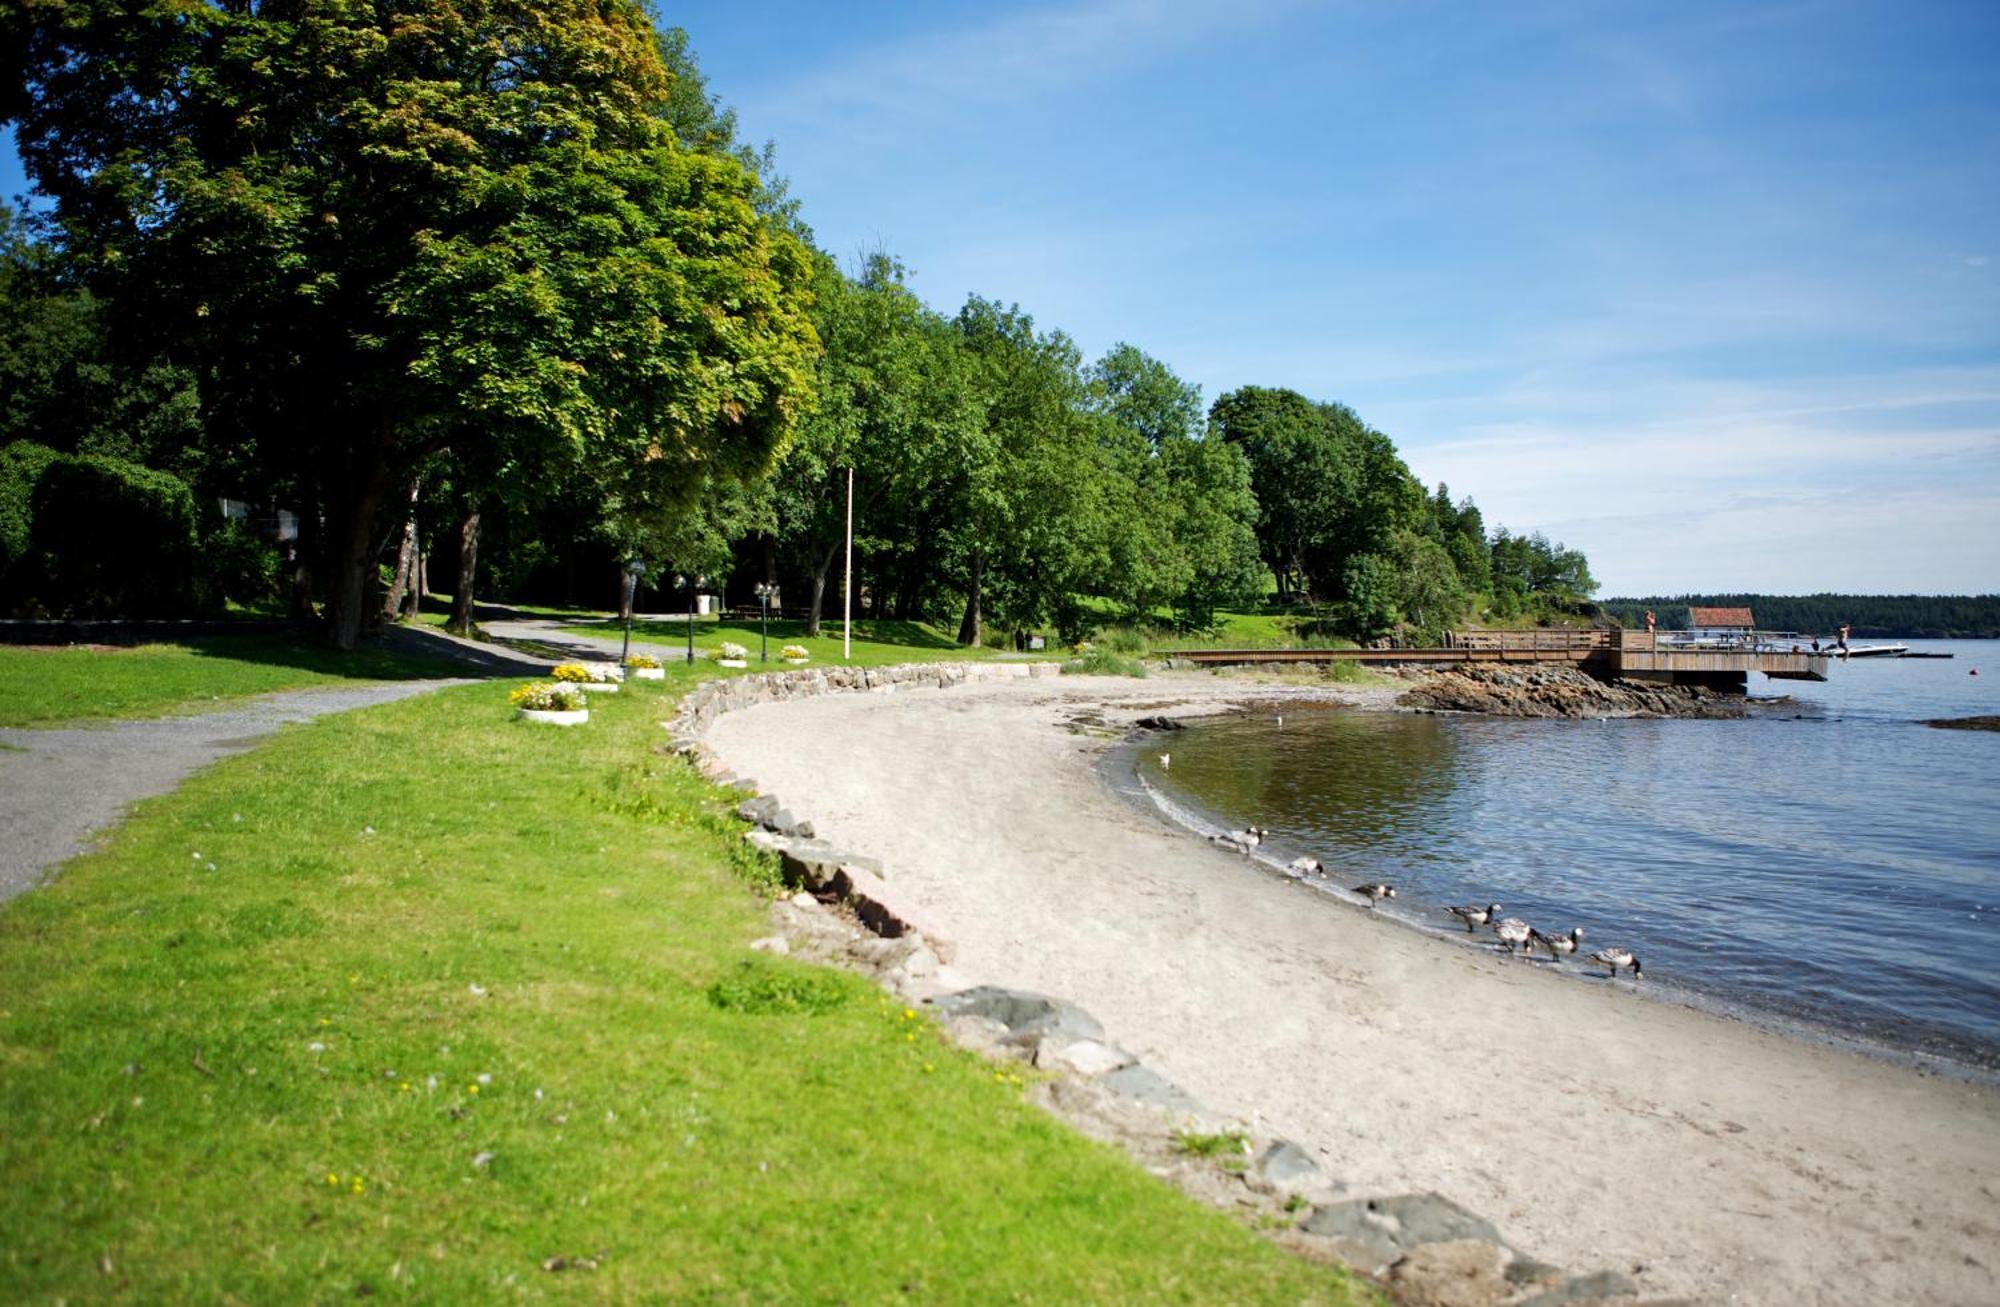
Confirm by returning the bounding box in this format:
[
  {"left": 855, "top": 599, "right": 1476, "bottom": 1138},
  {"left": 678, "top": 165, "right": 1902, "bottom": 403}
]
[{"left": 706, "top": 670, "right": 2000, "bottom": 1305}]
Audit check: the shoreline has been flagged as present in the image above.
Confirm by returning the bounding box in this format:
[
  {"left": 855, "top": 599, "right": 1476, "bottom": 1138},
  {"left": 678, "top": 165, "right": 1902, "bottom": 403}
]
[
  {"left": 1100, "top": 721, "right": 2000, "bottom": 1089},
  {"left": 703, "top": 668, "right": 2000, "bottom": 1305}
]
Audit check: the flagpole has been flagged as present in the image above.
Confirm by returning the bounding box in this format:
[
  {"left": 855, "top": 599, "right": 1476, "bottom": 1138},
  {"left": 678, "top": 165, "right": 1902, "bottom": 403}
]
[{"left": 843, "top": 465, "right": 854, "bottom": 662}]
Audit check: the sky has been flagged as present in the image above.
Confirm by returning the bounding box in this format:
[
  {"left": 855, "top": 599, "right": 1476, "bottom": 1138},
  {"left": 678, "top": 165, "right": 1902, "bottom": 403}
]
[{"left": 6, "top": 1, "right": 1996, "bottom": 595}]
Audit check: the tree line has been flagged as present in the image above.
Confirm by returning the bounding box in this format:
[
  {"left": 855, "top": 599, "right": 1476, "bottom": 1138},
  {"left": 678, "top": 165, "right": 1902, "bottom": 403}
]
[
  {"left": 0, "top": 4, "right": 1593, "bottom": 647},
  {"left": 1601, "top": 595, "right": 2000, "bottom": 640}
]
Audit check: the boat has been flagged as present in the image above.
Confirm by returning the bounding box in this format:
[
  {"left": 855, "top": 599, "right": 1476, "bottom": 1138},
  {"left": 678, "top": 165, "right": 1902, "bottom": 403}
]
[{"left": 1840, "top": 644, "right": 1909, "bottom": 658}]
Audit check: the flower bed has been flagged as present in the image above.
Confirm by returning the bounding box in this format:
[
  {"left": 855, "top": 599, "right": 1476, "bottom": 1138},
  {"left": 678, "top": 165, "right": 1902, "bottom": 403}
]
[
  {"left": 510, "top": 682, "right": 589, "bottom": 725},
  {"left": 781, "top": 644, "right": 811, "bottom": 665},
  {"left": 716, "top": 641, "right": 749, "bottom": 669},
  {"left": 625, "top": 653, "right": 666, "bottom": 680}
]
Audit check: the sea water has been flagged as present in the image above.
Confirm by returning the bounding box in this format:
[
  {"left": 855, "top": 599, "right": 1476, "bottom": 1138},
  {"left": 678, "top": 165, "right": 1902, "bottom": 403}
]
[{"left": 1135, "top": 641, "right": 2000, "bottom": 1076}]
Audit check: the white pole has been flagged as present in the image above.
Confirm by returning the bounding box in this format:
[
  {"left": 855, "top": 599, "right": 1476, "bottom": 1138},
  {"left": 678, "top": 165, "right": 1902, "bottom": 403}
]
[{"left": 843, "top": 465, "right": 854, "bottom": 661}]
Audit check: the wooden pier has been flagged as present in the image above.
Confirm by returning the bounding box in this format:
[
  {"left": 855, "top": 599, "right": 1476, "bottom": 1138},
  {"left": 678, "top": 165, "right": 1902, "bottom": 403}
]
[{"left": 1167, "top": 628, "right": 1830, "bottom": 690}]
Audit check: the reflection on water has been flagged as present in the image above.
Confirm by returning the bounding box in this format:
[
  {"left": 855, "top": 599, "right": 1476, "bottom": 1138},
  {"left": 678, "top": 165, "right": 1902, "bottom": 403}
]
[{"left": 1141, "top": 644, "right": 2000, "bottom": 1075}]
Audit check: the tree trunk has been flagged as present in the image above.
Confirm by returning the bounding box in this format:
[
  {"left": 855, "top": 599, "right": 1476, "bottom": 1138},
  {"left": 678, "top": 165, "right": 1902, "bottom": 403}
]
[
  {"left": 402, "top": 544, "right": 423, "bottom": 621},
  {"left": 448, "top": 508, "right": 480, "bottom": 635},
  {"left": 617, "top": 562, "right": 635, "bottom": 622},
  {"left": 382, "top": 479, "right": 420, "bottom": 623},
  {"left": 956, "top": 553, "right": 984, "bottom": 646},
  {"left": 409, "top": 551, "right": 426, "bottom": 619},
  {"left": 323, "top": 464, "right": 395, "bottom": 651},
  {"left": 805, "top": 537, "right": 838, "bottom": 637}
]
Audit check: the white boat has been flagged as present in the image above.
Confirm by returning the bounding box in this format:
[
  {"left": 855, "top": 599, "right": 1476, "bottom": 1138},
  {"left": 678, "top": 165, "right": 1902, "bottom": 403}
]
[{"left": 1839, "top": 643, "right": 1909, "bottom": 658}]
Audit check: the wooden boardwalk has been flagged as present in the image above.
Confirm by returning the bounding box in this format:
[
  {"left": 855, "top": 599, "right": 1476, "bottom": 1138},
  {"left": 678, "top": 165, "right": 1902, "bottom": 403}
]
[{"left": 1168, "top": 628, "right": 1830, "bottom": 688}]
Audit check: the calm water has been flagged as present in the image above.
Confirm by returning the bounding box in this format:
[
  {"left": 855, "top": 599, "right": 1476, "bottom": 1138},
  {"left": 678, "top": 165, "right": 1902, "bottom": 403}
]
[{"left": 1135, "top": 641, "right": 2000, "bottom": 1076}]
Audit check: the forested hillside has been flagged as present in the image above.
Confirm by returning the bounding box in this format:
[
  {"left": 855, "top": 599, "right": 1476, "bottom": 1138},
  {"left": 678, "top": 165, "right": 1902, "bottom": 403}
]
[
  {"left": 1, "top": 7, "right": 1591, "bottom": 646},
  {"left": 1601, "top": 595, "right": 2000, "bottom": 639}
]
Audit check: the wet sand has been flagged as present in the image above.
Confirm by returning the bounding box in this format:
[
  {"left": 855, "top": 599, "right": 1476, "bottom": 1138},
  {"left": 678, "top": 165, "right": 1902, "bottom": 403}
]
[{"left": 706, "top": 670, "right": 2000, "bottom": 1304}]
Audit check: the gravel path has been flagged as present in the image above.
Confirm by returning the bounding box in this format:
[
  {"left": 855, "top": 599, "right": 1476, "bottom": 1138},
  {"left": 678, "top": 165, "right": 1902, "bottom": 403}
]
[
  {"left": 0, "top": 679, "right": 467, "bottom": 904},
  {"left": 478, "top": 617, "right": 695, "bottom": 664}
]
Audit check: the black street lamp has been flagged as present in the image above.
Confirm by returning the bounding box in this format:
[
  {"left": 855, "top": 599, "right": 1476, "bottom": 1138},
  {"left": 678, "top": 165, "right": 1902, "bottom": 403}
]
[
  {"left": 673, "top": 572, "right": 705, "bottom": 664},
  {"left": 754, "top": 582, "right": 777, "bottom": 661},
  {"left": 620, "top": 559, "right": 646, "bottom": 668}
]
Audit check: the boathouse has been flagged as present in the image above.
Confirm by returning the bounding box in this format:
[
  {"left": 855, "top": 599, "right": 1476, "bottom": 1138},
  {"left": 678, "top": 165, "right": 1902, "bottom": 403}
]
[{"left": 1686, "top": 605, "right": 1755, "bottom": 642}]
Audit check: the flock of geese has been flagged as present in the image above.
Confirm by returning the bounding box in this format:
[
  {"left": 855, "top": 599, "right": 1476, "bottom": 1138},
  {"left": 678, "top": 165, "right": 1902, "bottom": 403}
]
[{"left": 1212, "top": 825, "right": 1643, "bottom": 981}]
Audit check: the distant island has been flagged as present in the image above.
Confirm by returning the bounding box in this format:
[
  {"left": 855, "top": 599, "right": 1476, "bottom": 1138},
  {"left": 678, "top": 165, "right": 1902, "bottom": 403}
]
[{"left": 1600, "top": 594, "right": 2000, "bottom": 639}]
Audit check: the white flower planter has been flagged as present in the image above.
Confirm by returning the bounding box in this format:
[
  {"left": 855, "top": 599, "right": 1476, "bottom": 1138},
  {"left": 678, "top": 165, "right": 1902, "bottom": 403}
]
[
  {"left": 784, "top": 657, "right": 809, "bottom": 665},
  {"left": 718, "top": 659, "right": 747, "bottom": 668},
  {"left": 631, "top": 667, "right": 666, "bottom": 680},
  {"left": 516, "top": 707, "right": 589, "bottom": 726},
  {"left": 574, "top": 680, "right": 620, "bottom": 693}
]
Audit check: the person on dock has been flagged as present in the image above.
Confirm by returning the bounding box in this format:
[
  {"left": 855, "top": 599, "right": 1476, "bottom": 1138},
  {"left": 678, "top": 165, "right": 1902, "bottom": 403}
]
[
  {"left": 1838, "top": 623, "right": 1851, "bottom": 658},
  {"left": 1644, "top": 609, "right": 1657, "bottom": 648}
]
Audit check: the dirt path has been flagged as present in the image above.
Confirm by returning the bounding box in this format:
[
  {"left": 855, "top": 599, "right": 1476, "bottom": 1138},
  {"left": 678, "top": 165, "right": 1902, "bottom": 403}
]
[
  {"left": 0, "top": 680, "right": 466, "bottom": 903},
  {"left": 705, "top": 671, "right": 2000, "bottom": 1306}
]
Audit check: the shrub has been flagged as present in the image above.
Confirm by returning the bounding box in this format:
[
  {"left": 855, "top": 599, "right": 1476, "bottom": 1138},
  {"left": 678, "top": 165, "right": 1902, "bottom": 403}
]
[
  {"left": 1099, "top": 625, "right": 1149, "bottom": 655},
  {"left": 205, "top": 519, "right": 282, "bottom": 608},
  {"left": 0, "top": 442, "right": 61, "bottom": 612},
  {"left": 1061, "top": 648, "right": 1148, "bottom": 678},
  {"left": 716, "top": 641, "right": 748, "bottom": 660},
  {"left": 25, "top": 452, "right": 203, "bottom": 617}
]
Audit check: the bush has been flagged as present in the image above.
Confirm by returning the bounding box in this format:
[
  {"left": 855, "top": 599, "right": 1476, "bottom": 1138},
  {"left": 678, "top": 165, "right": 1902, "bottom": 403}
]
[
  {"left": 21, "top": 452, "right": 203, "bottom": 617},
  {"left": 205, "top": 519, "right": 282, "bottom": 609},
  {"left": 1098, "top": 625, "right": 1148, "bottom": 655},
  {"left": 1061, "top": 648, "right": 1148, "bottom": 678},
  {"left": 0, "top": 442, "right": 62, "bottom": 612}
]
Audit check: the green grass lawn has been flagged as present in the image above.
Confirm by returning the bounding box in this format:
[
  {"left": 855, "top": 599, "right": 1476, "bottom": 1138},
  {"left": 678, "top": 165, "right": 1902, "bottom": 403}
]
[
  {"left": 565, "top": 615, "right": 1017, "bottom": 670},
  {"left": 0, "top": 672, "right": 1369, "bottom": 1303},
  {"left": 0, "top": 636, "right": 459, "bottom": 729}
]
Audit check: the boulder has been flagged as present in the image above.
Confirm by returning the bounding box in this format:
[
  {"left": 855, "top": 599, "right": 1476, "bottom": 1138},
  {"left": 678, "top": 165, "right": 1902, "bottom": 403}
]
[
  {"left": 1517, "top": 1270, "right": 1641, "bottom": 1306},
  {"left": 1253, "top": 1139, "right": 1338, "bottom": 1197},
  {"left": 929, "top": 986, "right": 1104, "bottom": 1048},
  {"left": 736, "top": 795, "right": 779, "bottom": 825},
  {"left": 1302, "top": 1192, "right": 1504, "bottom": 1276},
  {"left": 1033, "top": 1038, "right": 1135, "bottom": 1077},
  {"left": 1098, "top": 1062, "right": 1207, "bottom": 1116},
  {"left": 1388, "top": 1240, "right": 1513, "bottom": 1307}
]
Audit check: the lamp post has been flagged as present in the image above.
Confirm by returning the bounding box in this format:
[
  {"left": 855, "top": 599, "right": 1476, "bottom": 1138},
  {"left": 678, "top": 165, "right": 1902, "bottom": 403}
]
[
  {"left": 673, "top": 573, "right": 705, "bottom": 664},
  {"left": 753, "top": 582, "right": 777, "bottom": 662},
  {"left": 620, "top": 559, "right": 646, "bottom": 668}
]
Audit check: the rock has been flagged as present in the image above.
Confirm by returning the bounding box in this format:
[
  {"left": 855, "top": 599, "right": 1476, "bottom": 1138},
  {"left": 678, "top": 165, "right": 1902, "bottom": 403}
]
[
  {"left": 1135, "top": 715, "right": 1185, "bottom": 731},
  {"left": 1398, "top": 665, "right": 1743, "bottom": 720},
  {"left": 736, "top": 795, "right": 779, "bottom": 824},
  {"left": 1253, "top": 1139, "right": 1338, "bottom": 1197},
  {"left": 766, "top": 807, "right": 814, "bottom": 838},
  {"left": 1388, "top": 1240, "right": 1512, "bottom": 1307},
  {"left": 1302, "top": 1192, "right": 1503, "bottom": 1275},
  {"left": 748, "top": 935, "right": 789, "bottom": 955},
  {"left": 1517, "top": 1270, "right": 1640, "bottom": 1306},
  {"left": 1033, "top": 1038, "right": 1135, "bottom": 1077},
  {"left": 1097, "top": 1062, "right": 1207, "bottom": 1116},
  {"left": 943, "top": 1014, "right": 1023, "bottom": 1060},
  {"left": 929, "top": 986, "right": 1104, "bottom": 1047}
]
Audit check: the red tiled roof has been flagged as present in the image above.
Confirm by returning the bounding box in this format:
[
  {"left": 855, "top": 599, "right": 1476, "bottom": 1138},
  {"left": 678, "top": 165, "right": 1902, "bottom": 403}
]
[{"left": 1688, "top": 605, "right": 1755, "bottom": 628}]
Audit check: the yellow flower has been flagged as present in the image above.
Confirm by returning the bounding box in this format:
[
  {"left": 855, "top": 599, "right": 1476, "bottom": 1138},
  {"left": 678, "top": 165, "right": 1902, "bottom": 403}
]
[
  {"left": 325, "top": 1172, "right": 340, "bottom": 1186},
  {"left": 901, "top": 1008, "right": 915, "bottom": 1021}
]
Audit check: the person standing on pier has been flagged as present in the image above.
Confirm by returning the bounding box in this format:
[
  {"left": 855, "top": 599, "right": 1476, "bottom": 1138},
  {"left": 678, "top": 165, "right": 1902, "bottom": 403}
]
[
  {"left": 1838, "top": 623, "right": 1852, "bottom": 658},
  {"left": 1644, "top": 609, "right": 1657, "bottom": 649}
]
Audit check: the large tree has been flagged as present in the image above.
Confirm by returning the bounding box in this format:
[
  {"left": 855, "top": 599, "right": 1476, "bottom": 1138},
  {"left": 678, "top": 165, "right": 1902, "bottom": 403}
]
[{"left": 5, "top": 1, "right": 817, "bottom": 646}]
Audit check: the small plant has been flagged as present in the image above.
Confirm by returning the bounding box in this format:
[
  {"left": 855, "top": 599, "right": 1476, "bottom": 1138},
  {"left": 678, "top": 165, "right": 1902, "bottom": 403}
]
[
  {"left": 1099, "top": 626, "right": 1149, "bottom": 655},
  {"left": 779, "top": 644, "right": 810, "bottom": 661},
  {"left": 550, "top": 662, "right": 592, "bottom": 682},
  {"left": 706, "top": 958, "right": 856, "bottom": 1016},
  {"left": 509, "top": 683, "right": 585, "bottom": 712},
  {"left": 1061, "top": 648, "right": 1148, "bottom": 678},
  {"left": 624, "top": 653, "right": 661, "bottom": 670},
  {"left": 716, "top": 641, "right": 748, "bottom": 661},
  {"left": 1172, "top": 1128, "right": 1251, "bottom": 1159}
]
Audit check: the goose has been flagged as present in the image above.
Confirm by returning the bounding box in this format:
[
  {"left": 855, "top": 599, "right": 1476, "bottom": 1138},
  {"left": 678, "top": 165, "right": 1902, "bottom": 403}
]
[
  {"left": 1492, "top": 917, "right": 1533, "bottom": 957},
  {"left": 1288, "top": 856, "right": 1324, "bottom": 878},
  {"left": 1590, "top": 948, "right": 1643, "bottom": 980},
  {"left": 1448, "top": 902, "right": 1503, "bottom": 933},
  {"left": 1215, "top": 825, "right": 1266, "bottom": 851},
  {"left": 1352, "top": 883, "right": 1396, "bottom": 908},
  {"left": 1530, "top": 925, "right": 1585, "bottom": 961}
]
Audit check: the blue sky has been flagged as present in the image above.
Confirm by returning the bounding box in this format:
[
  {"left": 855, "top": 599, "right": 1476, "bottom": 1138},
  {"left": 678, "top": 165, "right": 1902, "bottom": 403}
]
[{"left": 7, "top": 1, "right": 1996, "bottom": 594}]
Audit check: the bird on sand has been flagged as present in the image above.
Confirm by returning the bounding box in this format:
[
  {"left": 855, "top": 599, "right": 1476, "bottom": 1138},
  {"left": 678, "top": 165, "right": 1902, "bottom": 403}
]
[
  {"left": 1492, "top": 917, "right": 1533, "bottom": 957},
  {"left": 1590, "top": 947, "right": 1643, "bottom": 980},
  {"left": 1448, "top": 902, "right": 1503, "bottom": 933},
  {"left": 1288, "top": 856, "right": 1325, "bottom": 878},
  {"left": 1530, "top": 925, "right": 1585, "bottom": 961},
  {"left": 1352, "top": 883, "right": 1396, "bottom": 908}
]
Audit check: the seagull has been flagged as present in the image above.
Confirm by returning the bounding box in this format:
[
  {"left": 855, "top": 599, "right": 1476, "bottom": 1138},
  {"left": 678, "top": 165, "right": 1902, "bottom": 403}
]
[
  {"left": 1530, "top": 926, "right": 1585, "bottom": 961},
  {"left": 1492, "top": 917, "right": 1533, "bottom": 957},
  {"left": 1160, "top": 753, "right": 1171, "bottom": 770},
  {"left": 1288, "top": 856, "right": 1324, "bottom": 878},
  {"left": 1448, "top": 902, "right": 1503, "bottom": 933},
  {"left": 1590, "top": 948, "right": 1643, "bottom": 980},
  {"left": 1352, "top": 883, "right": 1396, "bottom": 908}
]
